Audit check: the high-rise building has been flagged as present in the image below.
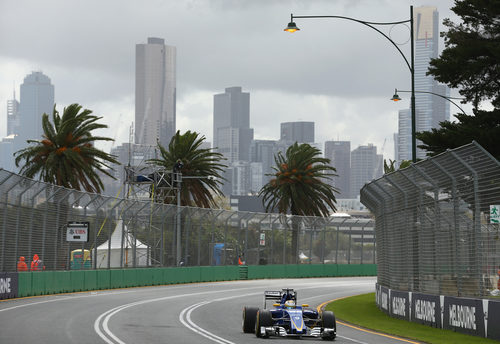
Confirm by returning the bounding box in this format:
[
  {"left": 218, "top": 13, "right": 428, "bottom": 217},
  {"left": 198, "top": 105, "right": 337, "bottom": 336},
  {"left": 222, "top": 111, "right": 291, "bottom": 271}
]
[
  {"left": 0, "top": 72, "right": 54, "bottom": 172},
  {"left": 7, "top": 89, "right": 20, "bottom": 136},
  {"left": 250, "top": 139, "right": 277, "bottom": 184},
  {"left": 280, "top": 121, "right": 314, "bottom": 144},
  {"left": 396, "top": 6, "right": 450, "bottom": 163},
  {"left": 135, "top": 37, "right": 176, "bottom": 147},
  {"left": 350, "top": 144, "right": 382, "bottom": 199},
  {"left": 213, "top": 87, "right": 254, "bottom": 164},
  {"left": 324, "top": 141, "right": 351, "bottom": 199},
  {"left": 18, "top": 71, "right": 55, "bottom": 142}
]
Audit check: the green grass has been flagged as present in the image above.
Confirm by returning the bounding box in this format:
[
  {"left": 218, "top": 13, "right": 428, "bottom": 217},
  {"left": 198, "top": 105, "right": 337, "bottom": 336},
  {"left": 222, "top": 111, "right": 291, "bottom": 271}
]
[{"left": 325, "top": 293, "right": 498, "bottom": 344}]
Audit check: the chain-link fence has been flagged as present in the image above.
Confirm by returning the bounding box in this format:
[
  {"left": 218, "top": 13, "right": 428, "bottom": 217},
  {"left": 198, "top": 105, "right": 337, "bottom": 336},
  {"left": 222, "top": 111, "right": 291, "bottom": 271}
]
[
  {"left": 361, "top": 141, "right": 500, "bottom": 298},
  {"left": 0, "top": 168, "right": 375, "bottom": 272}
]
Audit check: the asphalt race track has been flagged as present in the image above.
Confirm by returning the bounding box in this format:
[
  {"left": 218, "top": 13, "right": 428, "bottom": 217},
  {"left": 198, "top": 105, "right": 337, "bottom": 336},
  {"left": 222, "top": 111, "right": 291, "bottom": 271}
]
[{"left": 0, "top": 277, "right": 422, "bottom": 344}]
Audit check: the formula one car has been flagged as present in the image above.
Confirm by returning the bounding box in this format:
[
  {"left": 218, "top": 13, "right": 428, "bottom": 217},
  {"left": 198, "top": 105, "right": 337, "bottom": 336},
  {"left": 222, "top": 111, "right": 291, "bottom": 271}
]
[{"left": 242, "top": 288, "right": 336, "bottom": 340}]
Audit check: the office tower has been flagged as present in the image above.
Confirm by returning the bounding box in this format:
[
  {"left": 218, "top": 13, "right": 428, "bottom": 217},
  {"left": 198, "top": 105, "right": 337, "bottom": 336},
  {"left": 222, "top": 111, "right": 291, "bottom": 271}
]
[
  {"left": 18, "top": 72, "right": 55, "bottom": 142},
  {"left": 135, "top": 37, "right": 176, "bottom": 147},
  {"left": 280, "top": 121, "right": 314, "bottom": 144},
  {"left": 350, "top": 144, "right": 382, "bottom": 199},
  {"left": 231, "top": 161, "right": 251, "bottom": 196},
  {"left": 396, "top": 6, "right": 450, "bottom": 163},
  {"left": 250, "top": 162, "right": 263, "bottom": 194},
  {"left": 7, "top": 89, "right": 20, "bottom": 136},
  {"left": 213, "top": 87, "right": 254, "bottom": 164},
  {"left": 324, "top": 141, "right": 351, "bottom": 199},
  {"left": 250, "top": 139, "right": 277, "bottom": 184}
]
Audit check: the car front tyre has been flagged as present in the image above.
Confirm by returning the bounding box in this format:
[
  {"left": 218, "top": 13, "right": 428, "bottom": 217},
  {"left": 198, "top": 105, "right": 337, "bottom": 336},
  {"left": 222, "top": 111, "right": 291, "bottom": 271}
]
[{"left": 242, "top": 306, "right": 259, "bottom": 333}]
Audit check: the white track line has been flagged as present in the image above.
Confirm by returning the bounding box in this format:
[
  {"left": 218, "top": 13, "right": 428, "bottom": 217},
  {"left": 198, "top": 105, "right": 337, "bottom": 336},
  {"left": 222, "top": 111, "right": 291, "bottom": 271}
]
[{"left": 179, "top": 301, "right": 235, "bottom": 344}]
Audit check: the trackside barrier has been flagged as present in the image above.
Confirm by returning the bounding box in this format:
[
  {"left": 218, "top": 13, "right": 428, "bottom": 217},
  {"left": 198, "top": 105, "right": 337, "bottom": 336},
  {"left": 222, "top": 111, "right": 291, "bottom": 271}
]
[
  {"left": 375, "top": 283, "right": 500, "bottom": 341},
  {"left": 7, "top": 264, "right": 376, "bottom": 299}
]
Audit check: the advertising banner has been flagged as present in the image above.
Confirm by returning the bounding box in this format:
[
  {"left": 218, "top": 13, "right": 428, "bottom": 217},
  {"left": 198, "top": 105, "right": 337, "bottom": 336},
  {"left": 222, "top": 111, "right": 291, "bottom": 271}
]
[
  {"left": 487, "top": 300, "right": 500, "bottom": 340},
  {"left": 376, "top": 285, "right": 390, "bottom": 314},
  {"left": 443, "top": 296, "right": 485, "bottom": 337},
  {"left": 0, "top": 272, "right": 18, "bottom": 300},
  {"left": 411, "top": 292, "right": 441, "bottom": 328},
  {"left": 389, "top": 289, "right": 410, "bottom": 321}
]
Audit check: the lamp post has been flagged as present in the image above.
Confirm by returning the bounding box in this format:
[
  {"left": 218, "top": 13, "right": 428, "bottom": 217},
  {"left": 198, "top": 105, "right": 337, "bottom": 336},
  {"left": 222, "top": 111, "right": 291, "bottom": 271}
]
[
  {"left": 173, "top": 160, "right": 183, "bottom": 266},
  {"left": 391, "top": 88, "right": 467, "bottom": 115},
  {"left": 285, "top": 7, "right": 417, "bottom": 162}
]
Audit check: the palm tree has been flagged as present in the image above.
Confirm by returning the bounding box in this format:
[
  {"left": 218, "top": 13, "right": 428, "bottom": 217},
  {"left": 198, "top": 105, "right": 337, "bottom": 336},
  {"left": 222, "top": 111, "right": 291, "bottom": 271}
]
[
  {"left": 259, "top": 142, "right": 338, "bottom": 263},
  {"left": 147, "top": 130, "right": 227, "bottom": 208},
  {"left": 14, "top": 103, "right": 119, "bottom": 193}
]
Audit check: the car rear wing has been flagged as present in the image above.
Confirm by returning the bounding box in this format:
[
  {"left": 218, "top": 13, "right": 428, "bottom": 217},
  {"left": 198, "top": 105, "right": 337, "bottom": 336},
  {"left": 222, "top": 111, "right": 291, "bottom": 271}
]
[{"left": 263, "top": 288, "right": 297, "bottom": 309}]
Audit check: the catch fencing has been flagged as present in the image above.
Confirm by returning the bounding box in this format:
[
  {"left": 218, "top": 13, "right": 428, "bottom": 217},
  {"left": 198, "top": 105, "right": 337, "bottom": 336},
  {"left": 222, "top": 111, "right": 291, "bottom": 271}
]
[
  {"left": 0, "top": 168, "right": 375, "bottom": 272},
  {"left": 361, "top": 141, "right": 500, "bottom": 298}
]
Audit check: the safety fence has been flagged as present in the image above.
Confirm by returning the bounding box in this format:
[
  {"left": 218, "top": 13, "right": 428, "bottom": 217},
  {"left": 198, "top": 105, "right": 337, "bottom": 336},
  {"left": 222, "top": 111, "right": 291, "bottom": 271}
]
[
  {"left": 361, "top": 142, "right": 500, "bottom": 298},
  {"left": 0, "top": 168, "right": 375, "bottom": 273}
]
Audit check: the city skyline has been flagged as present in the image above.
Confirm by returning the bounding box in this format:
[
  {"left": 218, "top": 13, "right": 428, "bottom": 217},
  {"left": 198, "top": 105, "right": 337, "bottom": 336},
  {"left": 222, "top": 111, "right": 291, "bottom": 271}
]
[{"left": 0, "top": 1, "right": 470, "bottom": 162}]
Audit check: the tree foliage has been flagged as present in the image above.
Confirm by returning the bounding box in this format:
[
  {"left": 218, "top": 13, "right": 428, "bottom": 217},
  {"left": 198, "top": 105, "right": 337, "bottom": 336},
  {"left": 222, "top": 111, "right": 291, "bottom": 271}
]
[
  {"left": 416, "top": 108, "right": 500, "bottom": 160},
  {"left": 147, "top": 130, "right": 227, "bottom": 208},
  {"left": 427, "top": 0, "right": 500, "bottom": 108},
  {"left": 259, "top": 142, "right": 338, "bottom": 217},
  {"left": 419, "top": 0, "right": 500, "bottom": 159},
  {"left": 14, "top": 103, "right": 118, "bottom": 193}
]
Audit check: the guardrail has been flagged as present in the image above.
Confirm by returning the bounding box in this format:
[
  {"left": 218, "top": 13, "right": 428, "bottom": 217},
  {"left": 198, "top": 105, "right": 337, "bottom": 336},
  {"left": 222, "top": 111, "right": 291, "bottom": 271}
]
[{"left": 0, "top": 264, "right": 376, "bottom": 299}]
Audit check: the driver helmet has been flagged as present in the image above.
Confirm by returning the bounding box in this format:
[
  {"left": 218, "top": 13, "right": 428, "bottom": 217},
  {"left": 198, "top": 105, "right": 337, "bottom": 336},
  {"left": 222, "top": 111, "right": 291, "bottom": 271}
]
[{"left": 284, "top": 300, "right": 295, "bottom": 309}]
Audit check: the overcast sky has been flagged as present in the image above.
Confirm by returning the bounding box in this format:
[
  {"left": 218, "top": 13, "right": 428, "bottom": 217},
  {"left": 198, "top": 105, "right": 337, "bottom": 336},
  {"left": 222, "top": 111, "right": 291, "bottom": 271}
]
[{"left": 0, "top": 0, "right": 467, "bottom": 161}]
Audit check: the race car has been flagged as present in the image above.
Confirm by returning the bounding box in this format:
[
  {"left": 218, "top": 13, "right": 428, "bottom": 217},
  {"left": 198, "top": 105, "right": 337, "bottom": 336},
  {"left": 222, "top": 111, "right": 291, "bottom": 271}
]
[{"left": 242, "top": 288, "right": 336, "bottom": 340}]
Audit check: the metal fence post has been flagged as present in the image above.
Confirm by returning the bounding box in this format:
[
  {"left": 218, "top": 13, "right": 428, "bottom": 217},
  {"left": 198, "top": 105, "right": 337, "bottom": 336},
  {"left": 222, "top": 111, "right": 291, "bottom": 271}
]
[{"left": 450, "top": 151, "right": 482, "bottom": 296}]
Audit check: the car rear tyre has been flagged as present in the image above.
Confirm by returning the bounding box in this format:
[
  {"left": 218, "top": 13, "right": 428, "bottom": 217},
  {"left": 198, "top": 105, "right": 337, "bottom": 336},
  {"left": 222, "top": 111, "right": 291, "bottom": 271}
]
[
  {"left": 255, "top": 310, "right": 273, "bottom": 338},
  {"left": 242, "top": 306, "right": 259, "bottom": 333},
  {"left": 321, "top": 311, "right": 336, "bottom": 341}
]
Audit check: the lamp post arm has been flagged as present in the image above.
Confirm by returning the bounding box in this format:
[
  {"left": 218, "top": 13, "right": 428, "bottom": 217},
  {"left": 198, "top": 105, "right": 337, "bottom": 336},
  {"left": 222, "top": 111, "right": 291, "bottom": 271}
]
[
  {"left": 397, "top": 89, "right": 468, "bottom": 115},
  {"left": 291, "top": 14, "right": 412, "bottom": 73}
]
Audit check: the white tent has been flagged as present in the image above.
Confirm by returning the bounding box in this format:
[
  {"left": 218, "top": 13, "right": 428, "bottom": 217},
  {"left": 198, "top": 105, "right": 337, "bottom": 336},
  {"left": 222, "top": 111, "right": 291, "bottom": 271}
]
[{"left": 94, "top": 219, "right": 151, "bottom": 268}]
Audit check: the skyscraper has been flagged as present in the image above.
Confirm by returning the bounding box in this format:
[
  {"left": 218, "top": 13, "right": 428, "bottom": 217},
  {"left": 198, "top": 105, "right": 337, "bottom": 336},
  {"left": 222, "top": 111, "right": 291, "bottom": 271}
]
[
  {"left": 135, "top": 37, "right": 176, "bottom": 147},
  {"left": 350, "top": 144, "right": 382, "bottom": 199},
  {"left": 396, "top": 6, "right": 450, "bottom": 163},
  {"left": 0, "top": 72, "right": 54, "bottom": 172},
  {"left": 280, "top": 121, "right": 314, "bottom": 144},
  {"left": 18, "top": 71, "right": 55, "bottom": 142},
  {"left": 213, "top": 87, "right": 253, "bottom": 164},
  {"left": 250, "top": 139, "right": 277, "bottom": 184},
  {"left": 7, "top": 89, "right": 20, "bottom": 136},
  {"left": 324, "top": 141, "right": 351, "bottom": 199}
]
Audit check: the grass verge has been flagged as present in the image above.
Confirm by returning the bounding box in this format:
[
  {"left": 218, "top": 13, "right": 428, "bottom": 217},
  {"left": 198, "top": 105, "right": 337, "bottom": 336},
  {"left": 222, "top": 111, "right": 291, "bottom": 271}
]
[{"left": 325, "top": 293, "right": 498, "bottom": 344}]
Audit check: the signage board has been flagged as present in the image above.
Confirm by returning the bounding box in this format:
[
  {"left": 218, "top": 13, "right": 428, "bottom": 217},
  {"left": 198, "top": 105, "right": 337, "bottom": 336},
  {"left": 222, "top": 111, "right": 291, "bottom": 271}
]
[
  {"left": 0, "top": 272, "right": 18, "bottom": 300},
  {"left": 490, "top": 205, "right": 500, "bottom": 223},
  {"left": 259, "top": 233, "right": 265, "bottom": 246},
  {"left": 411, "top": 292, "right": 441, "bottom": 328},
  {"left": 66, "top": 222, "right": 90, "bottom": 242},
  {"left": 389, "top": 289, "right": 410, "bottom": 321},
  {"left": 443, "top": 296, "right": 485, "bottom": 337}
]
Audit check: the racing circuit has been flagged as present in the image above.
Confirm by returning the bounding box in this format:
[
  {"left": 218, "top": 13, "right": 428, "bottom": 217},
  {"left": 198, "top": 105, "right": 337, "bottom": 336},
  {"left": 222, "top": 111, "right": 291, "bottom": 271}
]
[{"left": 0, "top": 277, "right": 422, "bottom": 344}]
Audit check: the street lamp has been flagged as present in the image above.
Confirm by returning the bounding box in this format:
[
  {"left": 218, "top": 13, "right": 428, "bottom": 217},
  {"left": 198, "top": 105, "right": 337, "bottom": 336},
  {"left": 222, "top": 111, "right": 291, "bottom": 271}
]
[
  {"left": 391, "top": 88, "right": 467, "bottom": 115},
  {"left": 285, "top": 7, "right": 417, "bottom": 162},
  {"left": 173, "top": 160, "right": 184, "bottom": 266}
]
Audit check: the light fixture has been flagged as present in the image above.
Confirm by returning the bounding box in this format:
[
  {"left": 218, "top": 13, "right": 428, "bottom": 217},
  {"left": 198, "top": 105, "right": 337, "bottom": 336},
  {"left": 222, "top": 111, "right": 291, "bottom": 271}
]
[
  {"left": 284, "top": 14, "right": 300, "bottom": 32},
  {"left": 391, "top": 89, "right": 402, "bottom": 101}
]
